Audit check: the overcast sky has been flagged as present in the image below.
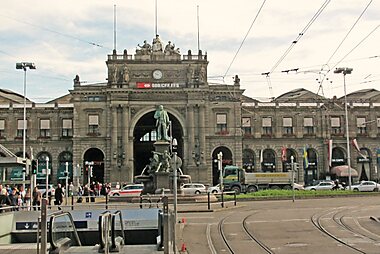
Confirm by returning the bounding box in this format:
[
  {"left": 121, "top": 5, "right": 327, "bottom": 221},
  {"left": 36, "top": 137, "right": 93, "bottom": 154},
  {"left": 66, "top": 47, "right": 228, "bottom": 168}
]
[{"left": 0, "top": 0, "right": 379, "bottom": 103}]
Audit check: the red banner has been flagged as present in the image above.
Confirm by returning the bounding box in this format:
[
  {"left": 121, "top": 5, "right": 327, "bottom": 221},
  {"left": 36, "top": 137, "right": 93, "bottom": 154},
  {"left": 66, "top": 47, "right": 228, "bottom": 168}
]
[{"left": 136, "top": 82, "right": 152, "bottom": 89}]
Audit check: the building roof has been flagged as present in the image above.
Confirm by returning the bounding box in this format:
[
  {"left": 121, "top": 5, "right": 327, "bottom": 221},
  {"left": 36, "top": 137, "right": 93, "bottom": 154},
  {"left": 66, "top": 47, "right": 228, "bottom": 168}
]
[
  {"left": 338, "top": 89, "right": 380, "bottom": 102},
  {"left": 274, "top": 88, "right": 326, "bottom": 102},
  {"left": 0, "top": 88, "right": 32, "bottom": 104}
]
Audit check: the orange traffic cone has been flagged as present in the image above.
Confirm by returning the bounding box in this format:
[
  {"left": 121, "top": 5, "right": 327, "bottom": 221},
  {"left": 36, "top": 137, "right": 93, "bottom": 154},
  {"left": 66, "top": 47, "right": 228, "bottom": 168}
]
[{"left": 181, "top": 243, "right": 187, "bottom": 252}]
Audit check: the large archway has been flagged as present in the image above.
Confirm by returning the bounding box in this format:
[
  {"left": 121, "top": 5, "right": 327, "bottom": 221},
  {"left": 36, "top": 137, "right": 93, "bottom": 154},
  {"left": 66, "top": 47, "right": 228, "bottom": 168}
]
[
  {"left": 83, "top": 148, "right": 104, "bottom": 184},
  {"left": 133, "top": 111, "right": 183, "bottom": 176},
  {"left": 212, "top": 146, "right": 233, "bottom": 186}
]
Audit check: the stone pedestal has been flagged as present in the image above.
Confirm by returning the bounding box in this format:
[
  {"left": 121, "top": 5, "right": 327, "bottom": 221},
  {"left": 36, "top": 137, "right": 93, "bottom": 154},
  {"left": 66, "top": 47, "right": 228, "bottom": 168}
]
[
  {"left": 154, "top": 172, "right": 171, "bottom": 191},
  {"left": 154, "top": 140, "right": 170, "bottom": 153}
]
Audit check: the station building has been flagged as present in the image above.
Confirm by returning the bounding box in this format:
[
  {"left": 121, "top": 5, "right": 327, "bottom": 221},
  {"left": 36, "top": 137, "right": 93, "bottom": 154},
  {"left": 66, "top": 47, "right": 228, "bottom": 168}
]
[{"left": 0, "top": 38, "right": 379, "bottom": 186}]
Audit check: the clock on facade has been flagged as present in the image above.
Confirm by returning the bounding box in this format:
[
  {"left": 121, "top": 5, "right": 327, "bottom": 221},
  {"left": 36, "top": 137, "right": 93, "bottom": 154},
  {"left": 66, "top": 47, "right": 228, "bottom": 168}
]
[{"left": 152, "top": 69, "right": 163, "bottom": 80}]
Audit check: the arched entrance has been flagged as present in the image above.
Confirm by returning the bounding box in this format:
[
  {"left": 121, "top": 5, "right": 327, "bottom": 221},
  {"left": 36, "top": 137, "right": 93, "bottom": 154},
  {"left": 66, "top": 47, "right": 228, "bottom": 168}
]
[
  {"left": 282, "top": 148, "right": 297, "bottom": 172},
  {"left": 262, "top": 149, "right": 276, "bottom": 172},
  {"left": 331, "top": 147, "right": 345, "bottom": 167},
  {"left": 133, "top": 111, "right": 183, "bottom": 176},
  {"left": 83, "top": 148, "right": 104, "bottom": 184},
  {"left": 357, "top": 148, "right": 371, "bottom": 181},
  {"left": 242, "top": 149, "right": 255, "bottom": 173},
  {"left": 212, "top": 146, "right": 233, "bottom": 186},
  {"left": 305, "top": 148, "right": 318, "bottom": 185},
  {"left": 36, "top": 152, "right": 52, "bottom": 184},
  {"left": 58, "top": 152, "right": 73, "bottom": 185}
]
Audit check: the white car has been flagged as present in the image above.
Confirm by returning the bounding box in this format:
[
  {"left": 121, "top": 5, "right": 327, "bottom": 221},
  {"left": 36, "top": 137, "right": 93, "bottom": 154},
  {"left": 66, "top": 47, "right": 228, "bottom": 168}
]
[
  {"left": 181, "top": 183, "right": 207, "bottom": 195},
  {"left": 293, "top": 183, "right": 305, "bottom": 190},
  {"left": 108, "top": 184, "right": 144, "bottom": 196},
  {"left": 207, "top": 184, "right": 221, "bottom": 194},
  {"left": 351, "top": 181, "right": 380, "bottom": 192},
  {"left": 305, "top": 181, "right": 338, "bottom": 191}
]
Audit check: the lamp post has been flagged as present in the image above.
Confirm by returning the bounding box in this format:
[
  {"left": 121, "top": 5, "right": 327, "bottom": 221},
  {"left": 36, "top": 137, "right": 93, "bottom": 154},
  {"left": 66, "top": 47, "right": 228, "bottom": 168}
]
[
  {"left": 334, "top": 67, "right": 353, "bottom": 190},
  {"left": 16, "top": 62, "right": 36, "bottom": 193}
]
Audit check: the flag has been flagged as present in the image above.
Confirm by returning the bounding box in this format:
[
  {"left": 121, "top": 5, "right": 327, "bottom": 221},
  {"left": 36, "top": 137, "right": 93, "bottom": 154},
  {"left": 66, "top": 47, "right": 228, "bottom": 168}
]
[
  {"left": 303, "top": 147, "right": 309, "bottom": 168},
  {"left": 352, "top": 138, "right": 367, "bottom": 159},
  {"left": 328, "top": 139, "right": 332, "bottom": 167},
  {"left": 281, "top": 147, "right": 287, "bottom": 162}
]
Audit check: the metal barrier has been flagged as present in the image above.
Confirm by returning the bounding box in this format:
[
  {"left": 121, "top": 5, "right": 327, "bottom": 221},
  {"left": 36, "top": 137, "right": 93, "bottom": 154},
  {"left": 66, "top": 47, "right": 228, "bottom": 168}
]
[
  {"left": 110, "top": 210, "right": 125, "bottom": 252},
  {"left": 48, "top": 210, "right": 82, "bottom": 253},
  {"left": 98, "top": 211, "right": 112, "bottom": 254}
]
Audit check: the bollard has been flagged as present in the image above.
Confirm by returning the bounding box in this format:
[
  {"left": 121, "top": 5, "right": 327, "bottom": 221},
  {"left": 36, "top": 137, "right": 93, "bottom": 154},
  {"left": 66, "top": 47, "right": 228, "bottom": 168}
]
[{"left": 207, "top": 192, "right": 210, "bottom": 210}]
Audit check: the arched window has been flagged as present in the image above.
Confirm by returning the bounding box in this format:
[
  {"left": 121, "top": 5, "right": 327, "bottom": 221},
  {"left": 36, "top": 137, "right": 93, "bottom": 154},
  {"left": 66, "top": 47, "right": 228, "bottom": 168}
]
[{"left": 242, "top": 149, "right": 255, "bottom": 173}]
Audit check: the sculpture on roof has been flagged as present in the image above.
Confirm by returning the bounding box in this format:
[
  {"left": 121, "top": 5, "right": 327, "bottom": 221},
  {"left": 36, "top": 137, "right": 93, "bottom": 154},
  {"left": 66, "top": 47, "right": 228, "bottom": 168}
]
[
  {"left": 152, "top": 34, "right": 163, "bottom": 52},
  {"left": 136, "top": 40, "right": 152, "bottom": 55}
]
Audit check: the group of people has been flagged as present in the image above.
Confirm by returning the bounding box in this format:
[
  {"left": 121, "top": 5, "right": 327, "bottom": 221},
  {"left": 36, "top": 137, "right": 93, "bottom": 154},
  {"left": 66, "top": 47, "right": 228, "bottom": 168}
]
[{"left": 0, "top": 184, "right": 27, "bottom": 212}]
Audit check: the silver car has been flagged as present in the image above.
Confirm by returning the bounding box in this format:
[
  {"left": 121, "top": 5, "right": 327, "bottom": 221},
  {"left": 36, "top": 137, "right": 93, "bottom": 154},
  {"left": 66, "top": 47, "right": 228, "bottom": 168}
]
[
  {"left": 305, "top": 181, "right": 336, "bottom": 191},
  {"left": 351, "top": 181, "right": 380, "bottom": 192},
  {"left": 181, "top": 183, "right": 206, "bottom": 195}
]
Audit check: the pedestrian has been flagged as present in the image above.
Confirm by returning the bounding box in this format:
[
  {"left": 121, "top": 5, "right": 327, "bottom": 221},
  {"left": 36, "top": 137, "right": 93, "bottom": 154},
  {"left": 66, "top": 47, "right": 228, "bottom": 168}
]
[
  {"left": 54, "top": 184, "right": 64, "bottom": 205},
  {"left": 32, "top": 186, "right": 41, "bottom": 211}
]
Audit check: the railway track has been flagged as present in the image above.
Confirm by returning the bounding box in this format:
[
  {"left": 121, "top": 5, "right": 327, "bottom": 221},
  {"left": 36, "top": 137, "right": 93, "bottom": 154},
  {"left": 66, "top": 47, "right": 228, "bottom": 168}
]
[
  {"left": 311, "top": 207, "right": 380, "bottom": 254},
  {"left": 215, "top": 213, "right": 274, "bottom": 254}
]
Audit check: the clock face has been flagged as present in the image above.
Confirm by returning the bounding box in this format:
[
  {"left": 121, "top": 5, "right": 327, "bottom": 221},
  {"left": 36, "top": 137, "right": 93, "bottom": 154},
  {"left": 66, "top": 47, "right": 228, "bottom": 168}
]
[{"left": 153, "top": 70, "right": 163, "bottom": 80}]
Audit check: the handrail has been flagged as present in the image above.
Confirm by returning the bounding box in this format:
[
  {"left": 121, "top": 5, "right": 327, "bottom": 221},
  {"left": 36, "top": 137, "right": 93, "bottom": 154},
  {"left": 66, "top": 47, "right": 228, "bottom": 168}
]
[
  {"left": 98, "top": 211, "right": 112, "bottom": 253},
  {"left": 49, "top": 210, "right": 82, "bottom": 251},
  {"left": 110, "top": 210, "right": 125, "bottom": 251}
]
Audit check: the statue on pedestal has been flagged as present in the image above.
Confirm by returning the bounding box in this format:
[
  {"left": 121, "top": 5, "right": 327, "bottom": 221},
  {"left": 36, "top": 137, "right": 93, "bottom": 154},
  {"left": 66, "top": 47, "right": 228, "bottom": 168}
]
[{"left": 154, "top": 105, "right": 170, "bottom": 141}]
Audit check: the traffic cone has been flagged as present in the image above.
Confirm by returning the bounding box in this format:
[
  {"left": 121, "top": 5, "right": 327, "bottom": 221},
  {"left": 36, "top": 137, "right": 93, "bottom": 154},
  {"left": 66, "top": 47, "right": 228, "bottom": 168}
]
[{"left": 181, "top": 243, "right": 187, "bottom": 252}]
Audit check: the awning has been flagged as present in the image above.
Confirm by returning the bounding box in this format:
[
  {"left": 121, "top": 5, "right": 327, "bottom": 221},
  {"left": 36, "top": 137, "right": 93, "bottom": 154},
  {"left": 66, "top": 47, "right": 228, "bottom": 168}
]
[{"left": 331, "top": 165, "right": 358, "bottom": 177}]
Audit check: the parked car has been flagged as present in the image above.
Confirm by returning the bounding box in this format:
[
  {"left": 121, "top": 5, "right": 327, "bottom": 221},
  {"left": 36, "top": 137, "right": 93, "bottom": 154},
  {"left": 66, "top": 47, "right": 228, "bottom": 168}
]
[
  {"left": 181, "top": 183, "right": 207, "bottom": 195},
  {"left": 293, "top": 183, "right": 305, "bottom": 190},
  {"left": 108, "top": 184, "right": 143, "bottom": 196},
  {"left": 305, "top": 181, "right": 342, "bottom": 191},
  {"left": 207, "top": 184, "right": 221, "bottom": 194},
  {"left": 351, "top": 181, "right": 380, "bottom": 192}
]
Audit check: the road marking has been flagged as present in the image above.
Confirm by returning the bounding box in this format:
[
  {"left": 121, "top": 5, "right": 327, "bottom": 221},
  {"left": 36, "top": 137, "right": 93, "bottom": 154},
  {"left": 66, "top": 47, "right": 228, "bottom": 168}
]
[{"left": 207, "top": 223, "right": 218, "bottom": 254}]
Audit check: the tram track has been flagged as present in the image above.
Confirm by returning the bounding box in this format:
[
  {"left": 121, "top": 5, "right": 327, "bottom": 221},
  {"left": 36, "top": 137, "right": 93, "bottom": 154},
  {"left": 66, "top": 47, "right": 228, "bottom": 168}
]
[
  {"left": 215, "top": 212, "right": 274, "bottom": 254},
  {"left": 311, "top": 207, "right": 377, "bottom": 254}
]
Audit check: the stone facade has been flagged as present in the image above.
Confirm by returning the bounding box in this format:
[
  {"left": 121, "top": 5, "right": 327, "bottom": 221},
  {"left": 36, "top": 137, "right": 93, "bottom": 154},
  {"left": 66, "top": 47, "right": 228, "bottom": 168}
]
[{"left": 0, "top": 42, "right": 379, "bottom": 187}]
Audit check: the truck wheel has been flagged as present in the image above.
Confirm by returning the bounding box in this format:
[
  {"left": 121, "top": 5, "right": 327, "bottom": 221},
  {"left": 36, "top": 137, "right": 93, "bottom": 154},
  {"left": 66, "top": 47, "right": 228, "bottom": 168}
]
[
  {"left": 270, "top": 186, "right": 280, "bottom": 190},
  {"left": 283, "top": 185, "right": 291, "bottom": 190},
  {"left": 231, "top": 186, "right": 241, "bottom": 195},
  {"left": 246, "top": 186, "right": 257, "bottom": 193}
]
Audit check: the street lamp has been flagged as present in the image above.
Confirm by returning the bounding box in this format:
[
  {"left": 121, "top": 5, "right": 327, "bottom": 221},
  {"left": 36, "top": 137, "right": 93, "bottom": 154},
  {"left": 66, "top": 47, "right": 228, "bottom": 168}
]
[
  {"left": 16, "top": 62, "right": 36, "bottom": 193},
  {"left": 334, "top": 67, "right": 353, "bottom": 190}
]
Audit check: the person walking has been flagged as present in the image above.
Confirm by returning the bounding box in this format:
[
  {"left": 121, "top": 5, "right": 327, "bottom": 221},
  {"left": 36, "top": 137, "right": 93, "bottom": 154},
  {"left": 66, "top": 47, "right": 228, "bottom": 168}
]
[
  {"left": 54, "top": 184, "right": 64, "bottom": 205},
  {"left": 32, "top": 186, "right": 41, "bottom": 211}
]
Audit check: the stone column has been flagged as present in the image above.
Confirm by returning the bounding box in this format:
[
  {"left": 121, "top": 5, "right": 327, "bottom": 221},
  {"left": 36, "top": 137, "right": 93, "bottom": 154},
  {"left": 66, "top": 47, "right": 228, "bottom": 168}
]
[
  {"left": 187, "top": 105, "right": 195, "bottom": 165},
  {"left": 111, "top": 106, "right": 118, "bottom": 181},
  {"left": 123, "top": 106, "right": 133, "bottom": 183},
  {"left": 199, "top": 105, "right": 206, "bottom": 165}
]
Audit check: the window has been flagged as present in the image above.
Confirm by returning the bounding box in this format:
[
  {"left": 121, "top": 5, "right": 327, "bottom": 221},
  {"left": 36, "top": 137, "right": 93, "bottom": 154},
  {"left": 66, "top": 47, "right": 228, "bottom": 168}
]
[
  {"left": 331, "top": 117, "right": 341, "bottom": 134},
  {"left": 140, "top": 130, "right": 157, "bottom": 142},
  {"left": 17, "top": 119, "right": 27, "bottom": 138},
  {"left": 303, "top": 117, "right": 314, "bottom": 135},
  {"left": 40, "top": 119, "right": 50, "bottom": 137},
  {"left": 283, "top": 117, "right": 293, "bottom": 135},
  {"left": 0, "top": 119, "right": 4, "bottom": 138},
  {"left": 216, "top": 113, "right": 227, "bottom": 134},
  {"left": 88, "top": 115, "right": 99, "bottom": 134},
  {"left": 356, "top": 117, "right": 367, "bottom": 135},
  {"left": 262, "top": 117, "right": 272, "bottom": 135},
  {"left": 62, "top": 119, "right": 73, "bottom": 137},
  {"left": 242, "top": 117, "right": 251, "bottom": 135}
]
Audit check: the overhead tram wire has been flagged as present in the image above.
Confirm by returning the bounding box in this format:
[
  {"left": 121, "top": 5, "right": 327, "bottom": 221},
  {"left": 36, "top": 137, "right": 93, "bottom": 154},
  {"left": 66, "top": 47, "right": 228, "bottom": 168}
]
[
  {"left": 222, "top": 0, "right": 267, "bottom": 81},
  {"left": 316, "top": 0, "right": 373, "bottom": 93},
  {"left": 0, "top": 14, "right": 111, "bottom": 50},
  {"left": 264, "top": 0, "right": 331, "bottom": 99},
  {"left": 325, "top": 0, "right": 373, "bottom": 66}
]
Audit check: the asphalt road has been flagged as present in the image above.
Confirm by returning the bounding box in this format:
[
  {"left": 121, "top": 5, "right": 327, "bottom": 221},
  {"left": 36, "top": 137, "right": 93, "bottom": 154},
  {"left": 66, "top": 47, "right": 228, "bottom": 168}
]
[{"left": 178, "top": 196, "right": 380, "bottom": 254}]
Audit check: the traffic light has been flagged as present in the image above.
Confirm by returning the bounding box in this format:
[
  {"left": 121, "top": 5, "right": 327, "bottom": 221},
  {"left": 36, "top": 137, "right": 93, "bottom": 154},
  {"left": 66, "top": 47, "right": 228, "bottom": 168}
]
[
  {"left": 31, "top": 160, "right": 37, "bottom": 174},
  {"left": 293, "top": 163, "right": 300, "bottom": 172}
]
